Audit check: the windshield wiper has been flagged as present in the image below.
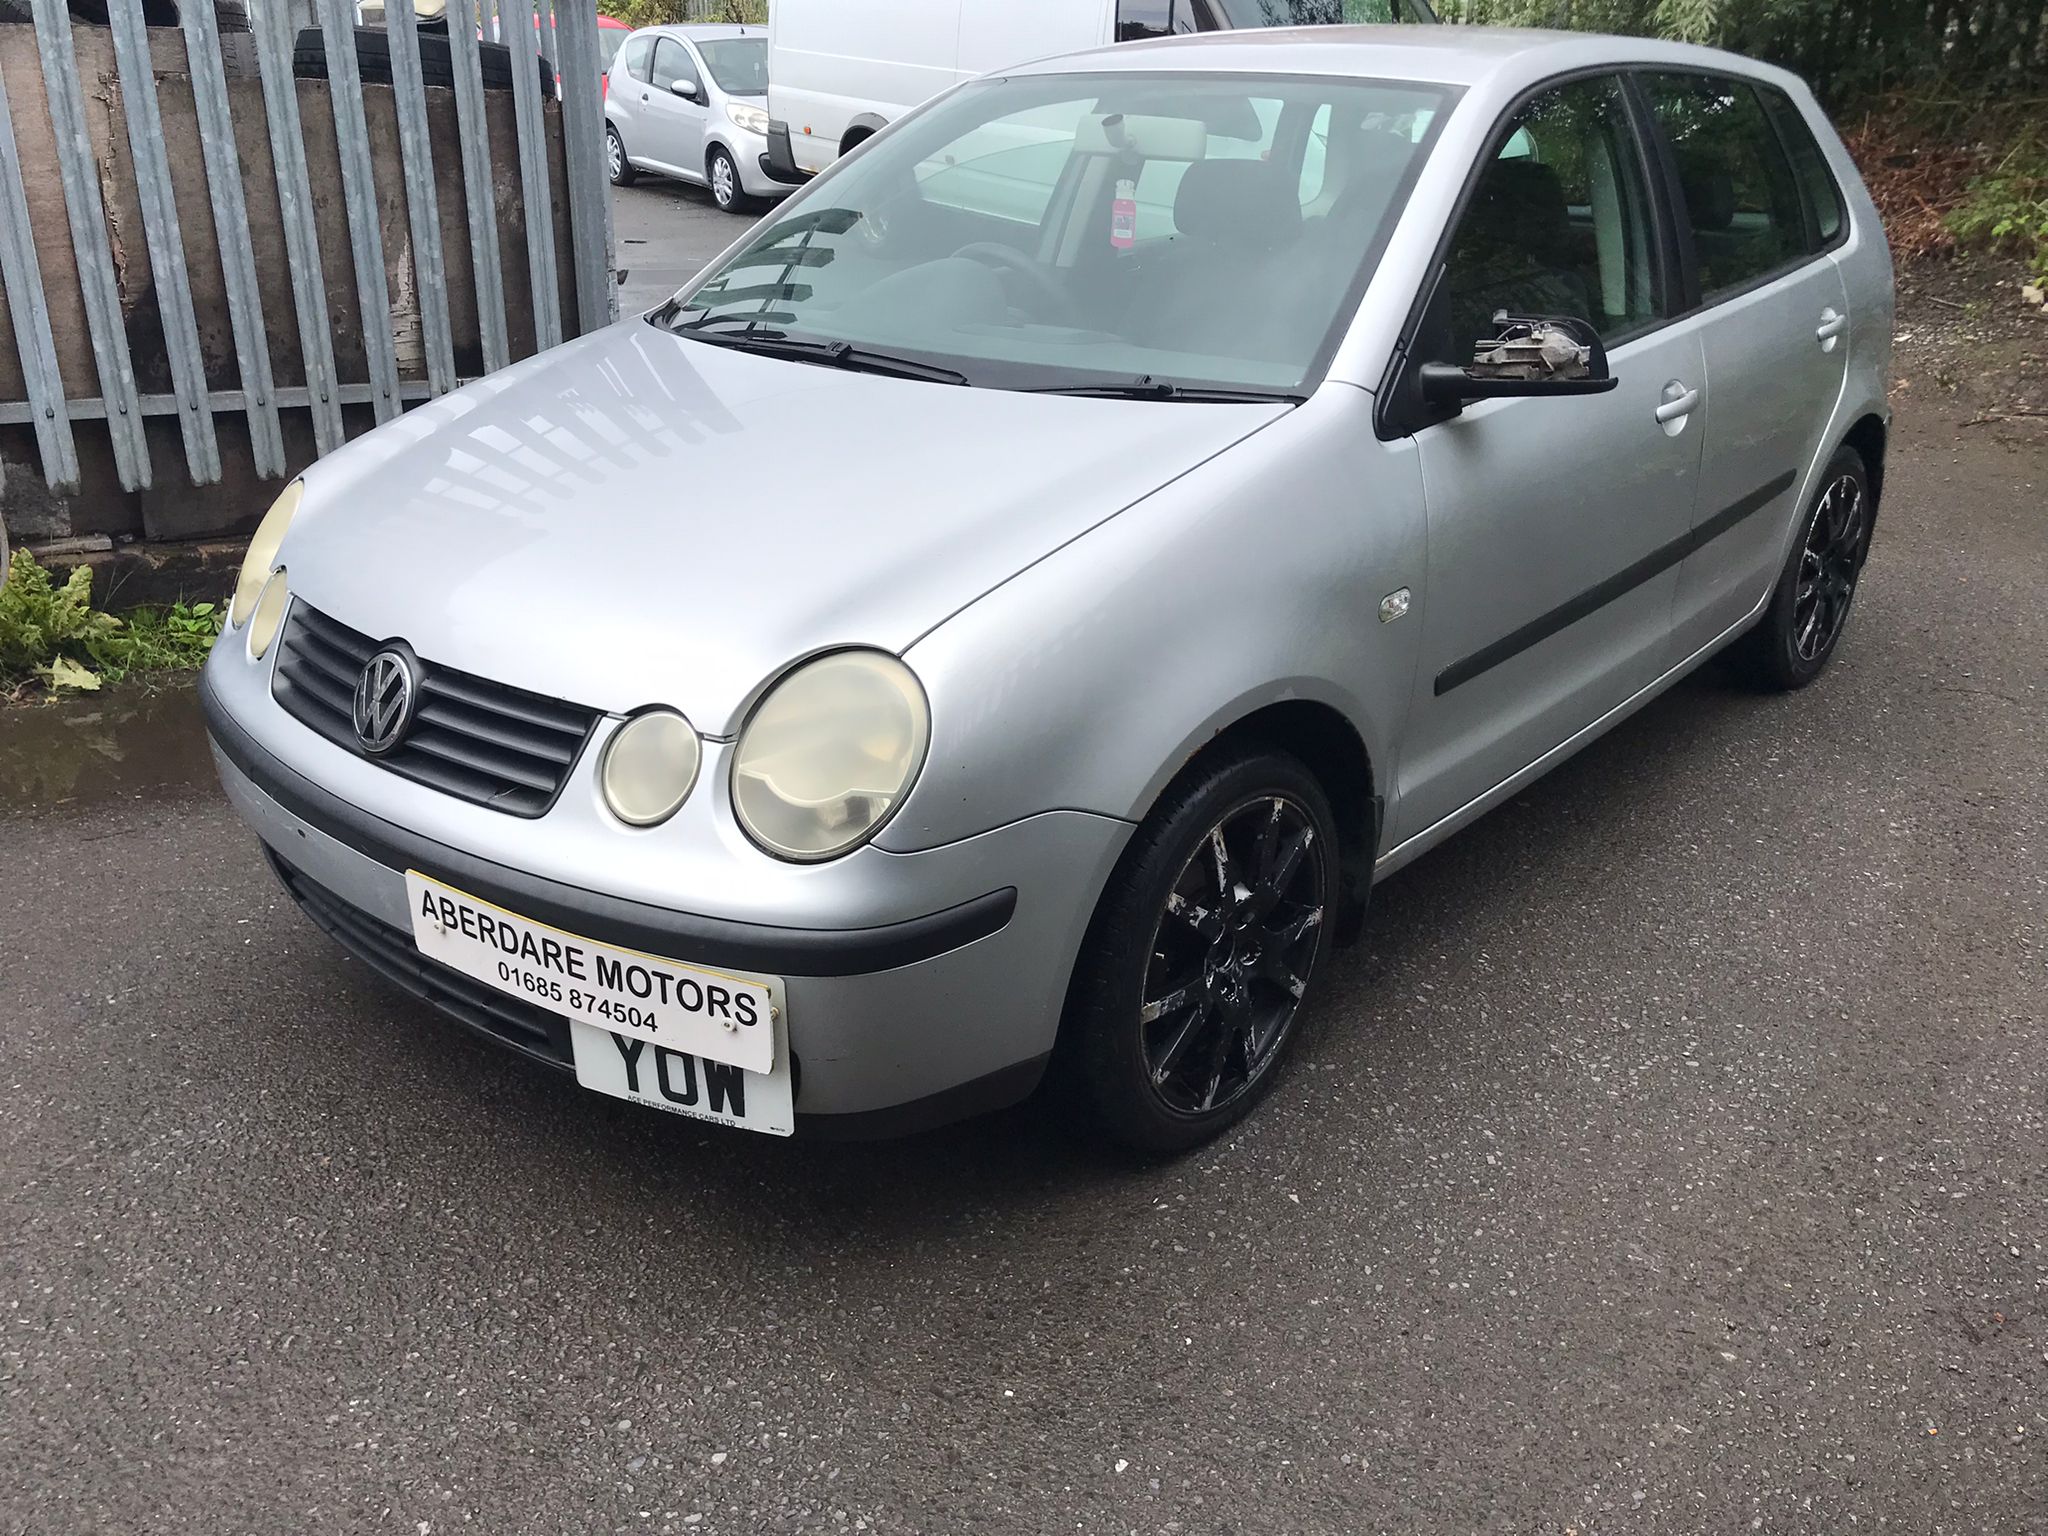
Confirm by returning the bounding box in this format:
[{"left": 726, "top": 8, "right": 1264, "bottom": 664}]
[
  {"left": 678, "top": 329, "right": 969, "bottom": 386},
  {"left": 1021, "top": 376, "right": 1303, "bottom": 404}
]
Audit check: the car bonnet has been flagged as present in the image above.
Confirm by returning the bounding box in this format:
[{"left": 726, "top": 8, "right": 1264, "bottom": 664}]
[{"left": 275, "top": 321, "right": 1289, "bottom": 736}]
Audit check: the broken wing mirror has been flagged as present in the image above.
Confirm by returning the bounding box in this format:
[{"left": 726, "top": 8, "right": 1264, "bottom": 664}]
[
  {"left": 1418, "top": 314, "right": 1619, "bottom": 406},
  {"left": 670, "top": 78, "right": 701, "bottom": 100}
]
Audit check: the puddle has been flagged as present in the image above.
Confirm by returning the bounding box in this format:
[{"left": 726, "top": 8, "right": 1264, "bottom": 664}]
[{"left": 0, "top": 677, "right": 217, "bottom": 816}]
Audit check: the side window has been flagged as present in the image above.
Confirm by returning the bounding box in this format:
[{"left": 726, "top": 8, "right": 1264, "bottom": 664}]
[
  {"left": 1641, "top": 72, "right": 1809, "bottom": 297},
  {"left": 913, "top": 101, "right": 1085, "bottom": 226},
  {"left": 618, "top": 34, "right": 652, "bottom": 85},
  {"left": 1435, "top": 74, "right": 1660, "bottom": 364},
  {"left": 1761, "top": 87, "right": 1845, "bottom": 250},
  {"left": 1116, "top": 0, "right": 1176, "bottom": 40},
  {"left": 649, "top": 38, "right": 701, "bottom": 98}
]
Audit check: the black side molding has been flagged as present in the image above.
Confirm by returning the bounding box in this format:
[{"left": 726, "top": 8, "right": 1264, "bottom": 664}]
[
  {"left": 202, "top": 672, "right": 1015, "bottom": 978},
  {"left": 1436, "top": 470, "right": 1797, "bottom": 697}
]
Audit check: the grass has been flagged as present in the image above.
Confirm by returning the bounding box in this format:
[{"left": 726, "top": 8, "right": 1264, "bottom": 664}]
[{"left": 0, "top": 550, "right": 223, "bottom": 699}]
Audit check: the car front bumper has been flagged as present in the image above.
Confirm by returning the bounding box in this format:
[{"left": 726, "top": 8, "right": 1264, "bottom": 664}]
[
  {"left": 200, "top": 660, "right": 1129, "bottom": 1137},
  {"left": 718, "top": 126, "right": 794, "bottom": 199}
]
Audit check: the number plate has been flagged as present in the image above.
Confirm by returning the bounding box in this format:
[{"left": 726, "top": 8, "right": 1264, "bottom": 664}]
[
  {"left": 570, "top": 1019, "right": 794, "bottom": 1137},
  {"left": 404, "top": 871, "right": 778, "bottom": 1075}
]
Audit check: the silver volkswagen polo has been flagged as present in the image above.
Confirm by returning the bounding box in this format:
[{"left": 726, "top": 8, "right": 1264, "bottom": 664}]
[{"left": 203, "top": 27, "right": 1892, "bottom": 1149}]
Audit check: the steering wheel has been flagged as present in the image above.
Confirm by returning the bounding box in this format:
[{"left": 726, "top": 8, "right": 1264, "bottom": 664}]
[{"left": 954, "top": 242, "right": 1072, "bottom": 323}]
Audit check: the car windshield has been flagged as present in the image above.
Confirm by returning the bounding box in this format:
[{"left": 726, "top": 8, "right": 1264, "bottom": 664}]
[
  {"left": 658, "top": 71, "right": 1451, "bottom": 397},
  {"left": 598, "top": 28, "right": 628, "bottom": 69},
  {"left": 697, "top": 37, "right": 768, "bottom": 95}
]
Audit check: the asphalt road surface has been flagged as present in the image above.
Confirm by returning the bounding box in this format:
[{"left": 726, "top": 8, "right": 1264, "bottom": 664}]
[
  {"left": 4, "top": 303, "right": 2044, "bottom": 1528},
  {"left": 612, "top": 177, "right": 768, "bottom": 317}
]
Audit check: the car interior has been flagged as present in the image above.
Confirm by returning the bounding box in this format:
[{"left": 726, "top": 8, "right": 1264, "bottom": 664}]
[{"left": 676, "top": 79, "right": 1445, "bottom": 391}]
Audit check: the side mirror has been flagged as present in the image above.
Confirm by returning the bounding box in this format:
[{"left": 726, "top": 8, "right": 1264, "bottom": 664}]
[
  {"left": 1419, "top": 314, "right": 1619, "bottom": 407},
  {"left": 669, "top": 78, "right": 700, "bottom": 100}
]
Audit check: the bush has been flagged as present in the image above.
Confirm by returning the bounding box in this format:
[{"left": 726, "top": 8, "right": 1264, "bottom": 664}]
[
  {"left": 1947, "top": 128, "right": 2048, "bottom": 283},
  {"left": 0, "top": 551, "right": 223, "bottom": 696}
]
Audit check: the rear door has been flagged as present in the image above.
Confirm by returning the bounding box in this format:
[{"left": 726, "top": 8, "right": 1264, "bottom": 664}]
[
  {"left": 608, "top": 33, "right": 653, "bottom": 144},
  {"left": 1638, "top": 70, "right": 1852, "bottom": 661}
]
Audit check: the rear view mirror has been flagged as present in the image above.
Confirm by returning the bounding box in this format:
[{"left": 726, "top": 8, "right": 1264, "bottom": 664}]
[
  {"left": 670, "top": 78, "right": 700, "bottom": 100},
  {"left": 1419, "top": 314, "right": 1619, "bottom": 406}
]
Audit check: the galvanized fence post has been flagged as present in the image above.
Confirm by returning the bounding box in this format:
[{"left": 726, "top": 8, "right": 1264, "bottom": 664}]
[
  {"left": 447, "top": 0, "right": 512, "bottom": 374},
  {"left": 382, "top": 0, "right": 459, "bottom": 397},
  {"left": 30, "top": 0, "right": 152, "bottom": 490},
  {"left": 0, "top": 62, "right": 81, "bottom": 490},
  {"left": 106, "top": 0, "right": 223, "bottom": 484},
  {"left": 318, "top": 0, "right": 404, "bottom": 424},
  {"left": 252, "top": 0, "right": 346, "bottom": 457},
  {"left": 507, "top": 0, "right": 562, "bottom": 351},
  {"left": 553, "top": 0, "right": 612, "bottom": 334},
  {"left": 179, "top": 0, "right": 289, "bottom": 480}
]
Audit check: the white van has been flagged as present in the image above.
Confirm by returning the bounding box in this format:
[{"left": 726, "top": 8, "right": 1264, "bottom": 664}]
[{"left": 761, "top": 0, "right": 1436, "bottom": 182}]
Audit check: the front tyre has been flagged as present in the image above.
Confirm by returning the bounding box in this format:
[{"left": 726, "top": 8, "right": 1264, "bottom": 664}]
[
  {"left": 606, "top": 125, "right": 636, "bottom": 187},
  {"left": 1731, "top": 445, "right": 1872, "bottom": 691},
  {"left": 707, "top": 145, "right": 746, "bottom": 213},
  {"left": 1063, "top": 747, "right": 1337, "bottom": 1153}
]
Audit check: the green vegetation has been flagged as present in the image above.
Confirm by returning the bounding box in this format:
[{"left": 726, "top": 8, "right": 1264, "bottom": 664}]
[
  {"left": 1948, "top": 126, "right": 2048, "bottom": 283},
  {"left": 599, "top": 0, "right": 763, "bottom": 28},
  {"left": 0, "top": 551, "right": 222, "bottom": 698}
]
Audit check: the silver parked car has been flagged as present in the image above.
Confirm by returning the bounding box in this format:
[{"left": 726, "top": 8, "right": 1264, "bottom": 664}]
[
  {"left": 204, "top": 27, "right": 1892, "bottom": 1149},
  {"left": 604, "top": 22, "right": 788, "bottom": 213}
]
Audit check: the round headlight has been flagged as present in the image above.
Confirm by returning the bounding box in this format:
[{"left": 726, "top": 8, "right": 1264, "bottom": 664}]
[
  {"left": 731, "top": 650, "right": 929, "bottom": 862},
  {"left": 601, "top": 710, "right": 702, "bottom": 828},
  {"left": 246, "top": 568, "right": 290, "bottom": 661},
  {"left": 231, "top": 480, "right": 302, "bottom": 627}
]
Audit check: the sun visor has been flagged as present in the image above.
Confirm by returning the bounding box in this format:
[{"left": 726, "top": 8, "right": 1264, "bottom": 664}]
[{"left": 1073, "top": 112, "right": 1209, "bottom": 162}]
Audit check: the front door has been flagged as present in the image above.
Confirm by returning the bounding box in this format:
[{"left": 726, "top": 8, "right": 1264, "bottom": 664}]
[
  {"left": 645, "top": 36, "right": 710, "bottom": 177},
  {"left": 1391, "top": 73, "right": 1705, "bottom": 846},
  {"left": 1637, "top": 71, "right": 1854, "bottom": 661}
]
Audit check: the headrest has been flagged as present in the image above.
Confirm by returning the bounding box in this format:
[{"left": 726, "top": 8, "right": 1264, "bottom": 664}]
[
  {"left": 1464, "top": 158, "right": 1572, "bottom": 256},
  {"left": 1681, "top": 166, "right": 1736, "bottom": 231},
  {"left": 1173, "top": 160, "right": 1301, "bottom": 249},
  {"left": 1324, "top": 126, "right": 1416, "bottom": 211}
]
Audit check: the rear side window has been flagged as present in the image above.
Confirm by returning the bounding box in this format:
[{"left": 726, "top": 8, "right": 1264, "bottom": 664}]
[
  {"left": 618, "top": 34, "right": 652, "bottom": 84},
  {"left": 1760, "top": 88, "right": 1845, "bottom": 250},
  {"left": 1640, "top": 72, "right": 1808, "bottom": 299}
]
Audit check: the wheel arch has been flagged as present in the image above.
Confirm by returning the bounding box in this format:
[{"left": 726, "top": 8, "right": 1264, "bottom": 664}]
[
  {"left": 840, "top": 114, "right": 887, "bottom": 156},
  {"left": 1141, "top": 696, "right": 1381, "bottom": 946},
  {"left": 1841, "top": 412, "right": 1888, "bottom": 543}
]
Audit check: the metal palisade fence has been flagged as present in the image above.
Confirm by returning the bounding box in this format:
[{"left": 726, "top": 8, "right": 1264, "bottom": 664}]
[{"left": 0, "top": 0, "right": 616, "bottom": 496}]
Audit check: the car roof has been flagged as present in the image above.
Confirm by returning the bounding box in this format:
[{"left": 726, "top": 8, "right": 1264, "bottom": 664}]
[
  {"left": 638, "top": 23, "right": 765, "bottom": 41},
  {"left": 1006, "top": 24, "right": 1806, "bottom": 97}
]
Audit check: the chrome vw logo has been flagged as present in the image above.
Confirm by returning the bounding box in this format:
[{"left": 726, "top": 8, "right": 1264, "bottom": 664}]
[{"left": 352, "top": 648, "right": 418, "bottom": 755}]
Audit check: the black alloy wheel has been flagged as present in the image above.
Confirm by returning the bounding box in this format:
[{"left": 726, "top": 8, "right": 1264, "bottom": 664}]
[
  {"left": 1063, "top": 747, "right": 1338, "bottom": 1153},
  {"left": 1731, "top": 444, "right": 1873, "bottom": 691},
  {"left": 1792, "top": 467, "right": 1867, "bottom": 664}
]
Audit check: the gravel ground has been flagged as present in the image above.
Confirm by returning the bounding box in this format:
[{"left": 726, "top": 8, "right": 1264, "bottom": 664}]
[{"left": 2, "top": 264, "right": 2043, "bottom": 1532}]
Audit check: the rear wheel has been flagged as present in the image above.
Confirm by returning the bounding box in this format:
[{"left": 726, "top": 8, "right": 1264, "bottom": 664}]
[
  {"left": 707, "top": 144, "right": 744, "bottom": 212},
  {"left": 1062, "top": 747, "right": 1337, "bottom": 1153},
  {"left": 1729, "top": 445, "right": 1871, "bottom": 690},
  {"left": 607, "top": 124, "right": 636, "bottom": 187}
]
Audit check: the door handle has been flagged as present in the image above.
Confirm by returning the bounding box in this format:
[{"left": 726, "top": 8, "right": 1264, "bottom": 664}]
[
  {"left": 1816, "top": 308, "right": 1848, "bottom": 341},
  {"left": 1654, "top": 387, "right": 1700, "bottom": 423}
]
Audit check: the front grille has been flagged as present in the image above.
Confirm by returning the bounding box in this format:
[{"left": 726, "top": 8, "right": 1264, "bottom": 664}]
[
  {"left": 271, "top": 854, "right": 573, "bottom": 1071},
  {"left": 272, "top": 602, "right": 600, "bottom": 818}
]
